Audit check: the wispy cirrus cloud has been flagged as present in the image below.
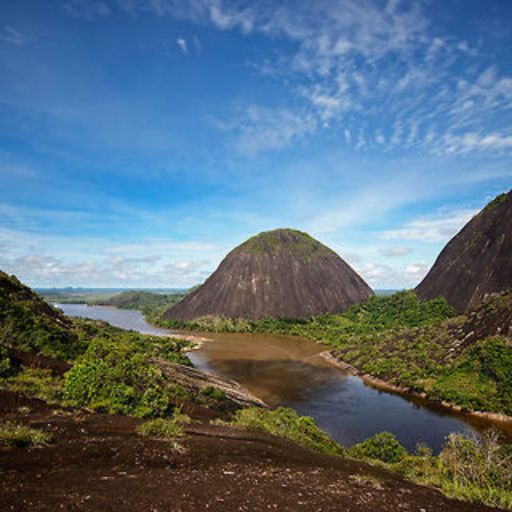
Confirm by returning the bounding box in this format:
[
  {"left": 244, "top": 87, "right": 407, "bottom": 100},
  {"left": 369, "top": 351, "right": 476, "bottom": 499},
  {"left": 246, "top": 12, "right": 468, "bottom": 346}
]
[
  {"left": 63, "top": 0, "right": 110, "bottom": 20},
  {"left": 0, "top": 25, "right": 29, "bottom": 47},
  {"left": 104, "top": 0, "right": 512, "bottom": 157},
  {"left": 215, "top": 105, "right": 317, "bottom": 154}
]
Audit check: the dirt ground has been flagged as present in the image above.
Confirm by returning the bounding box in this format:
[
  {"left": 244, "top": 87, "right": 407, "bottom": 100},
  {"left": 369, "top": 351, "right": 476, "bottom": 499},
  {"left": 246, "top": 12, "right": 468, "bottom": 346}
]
[{"left": 0, "top": 390, "right": 500, "bottom": 512}]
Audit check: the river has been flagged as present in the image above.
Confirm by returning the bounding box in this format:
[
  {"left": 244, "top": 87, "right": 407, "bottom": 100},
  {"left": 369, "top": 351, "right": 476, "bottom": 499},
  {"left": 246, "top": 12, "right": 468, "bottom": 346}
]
[{"left": 58, "top": 303, "right": 512, "bottom": 452}]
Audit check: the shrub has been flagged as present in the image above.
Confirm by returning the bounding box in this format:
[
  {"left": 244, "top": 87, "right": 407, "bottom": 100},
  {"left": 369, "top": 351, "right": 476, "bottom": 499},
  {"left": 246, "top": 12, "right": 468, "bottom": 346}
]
[
  {"left": 438, "top": 430, "right": 512, "bottom": 508},
  {"left": 201, "top": 386, "right": 227, "bottom": 401},
  {"left": 229, "top": 406, "right": 344, "bottom": 456},
  {"left": 0, "top": 421, "right": 53, "bottom": 447},
  {"left": 348, "top": 432, "right": 408, "bottom": 463},
  {"left": 391, "top": 431, "right": 512, "bottom": 510},
  {"left": 64, "top": 338, "right": 170, "bottom": 417}
]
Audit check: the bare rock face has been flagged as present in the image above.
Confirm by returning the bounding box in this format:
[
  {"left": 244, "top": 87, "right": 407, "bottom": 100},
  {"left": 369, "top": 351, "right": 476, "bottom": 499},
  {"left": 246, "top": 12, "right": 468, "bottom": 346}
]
[
  {"left": 416, "top": 190, "right": 512, "bottom": 313},
  {"left": 164, "top": 228, "right": 373, "bottom": 320}
]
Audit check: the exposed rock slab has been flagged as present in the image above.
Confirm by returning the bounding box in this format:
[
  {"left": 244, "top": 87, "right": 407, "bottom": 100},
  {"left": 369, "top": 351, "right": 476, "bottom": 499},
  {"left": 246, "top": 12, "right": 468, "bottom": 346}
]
[
  {"left": 417, "top": 191, "right": 512, "bottom": 312},
  {"left": 164, "top": 228, "right": 373, "bottom": 320},
  {"left": 151, "top": 357, "right": 266, "bottom": 408}
]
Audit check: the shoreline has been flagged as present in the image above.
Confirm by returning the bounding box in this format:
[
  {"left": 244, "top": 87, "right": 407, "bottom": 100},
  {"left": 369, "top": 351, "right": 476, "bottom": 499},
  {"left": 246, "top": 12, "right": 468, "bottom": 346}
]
[{"left": 319, "top": 350, "right": 512, "bottom": 426}]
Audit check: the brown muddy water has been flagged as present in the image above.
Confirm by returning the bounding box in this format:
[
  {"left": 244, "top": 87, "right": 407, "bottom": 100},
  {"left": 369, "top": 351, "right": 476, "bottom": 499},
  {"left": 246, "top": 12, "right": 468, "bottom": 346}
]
[{"left": 59, "top": 303, "right": 512, "bottom": 452}]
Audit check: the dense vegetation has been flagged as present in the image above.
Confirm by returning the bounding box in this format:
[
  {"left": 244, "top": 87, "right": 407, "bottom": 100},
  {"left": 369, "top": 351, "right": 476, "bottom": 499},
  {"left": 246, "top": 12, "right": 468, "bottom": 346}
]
[
  {"left": 157, "top": 289, "right": 454, "bottom": 334},
  {"left": 432, "top": 336, "right": 512, "bottom": 414},
  {"left": 65, "top": 337, "right": 180, "bottom": 417},
  {"left": 0, "top": 271, "right": 196, "bottom": 417},
  {"left": 0, "top": 272, "right": 86, "bottom": 360},
  {"left": 427, "top": 430, "right": 512, "bottom": 508},
  {"left": 348, "top": 431, "right": 407, "bottom": 463}
]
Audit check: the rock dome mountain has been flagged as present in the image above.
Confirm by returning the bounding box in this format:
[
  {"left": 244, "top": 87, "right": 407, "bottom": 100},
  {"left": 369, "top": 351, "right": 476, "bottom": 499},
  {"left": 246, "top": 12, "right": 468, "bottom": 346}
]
[
  {"left": 164, "top": 228, "right": 373, "bottom": 321},
  {"left": 416, "top": 190, "right": 512, "bottom": 313}
]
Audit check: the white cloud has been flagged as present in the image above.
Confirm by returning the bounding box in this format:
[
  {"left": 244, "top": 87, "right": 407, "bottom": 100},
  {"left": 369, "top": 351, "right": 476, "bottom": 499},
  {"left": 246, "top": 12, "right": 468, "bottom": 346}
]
[
  {"left": 349, "top": 257, "right": 430, "bottom": 289},
  {"left": 381, "top": 208, "right": 478, "bottom": 243},
  {"left": 176, "top": 37, "right": 188, "bottom": 54},
  {"left": 0, "top": 250, "right": 212, "bottom": 288},
  {"left": 0, "top": 222, "right": 219, "bottom": 288},
  {"left": 381, "top": 246, "right": 413, "bottom": 258}
]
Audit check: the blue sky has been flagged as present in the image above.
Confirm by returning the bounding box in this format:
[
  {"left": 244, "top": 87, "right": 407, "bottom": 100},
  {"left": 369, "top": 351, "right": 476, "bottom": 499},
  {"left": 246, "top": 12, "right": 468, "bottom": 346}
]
[{"left": 1, "top": 0, "right": 511, "bottom": 289}]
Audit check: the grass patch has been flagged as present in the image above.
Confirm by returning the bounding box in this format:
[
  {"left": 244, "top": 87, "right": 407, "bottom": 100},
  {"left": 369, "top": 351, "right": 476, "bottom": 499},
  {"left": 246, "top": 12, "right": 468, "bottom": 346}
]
[
  {"left": 1, "top": 368, "right": 64, "bottom": 404},
  {"left": 137, "top": 416, "right": 185, "bottom": 450},
  {"left": 225, "top": 406, "right": 344, "bottom": 456},
  {"left": 0, "top": 421, "right": 53, "bottom": 447}
]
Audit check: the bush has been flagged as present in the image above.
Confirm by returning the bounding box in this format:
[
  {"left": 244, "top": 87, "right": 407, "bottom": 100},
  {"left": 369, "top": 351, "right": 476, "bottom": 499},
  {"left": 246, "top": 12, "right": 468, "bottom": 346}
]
[
  {"left": 201, "top": 386, "right": 227, "bottom": 401},
  {"left": 0, "top": 421, "right": 53, "bottom": 447},
  {"left": 437, "top": 430, "right": 512, "bottom": 508},
  {"left": 228, "top": 406, "right": 344, "bottom": 456},
  {"left": 348, "top": 432, "right": 408, "bottom": 463},
  {"left": 391, "top": 431, "right": 512, "bottom": 510},
  {"left": 64, "top": 338, "right": 170, "bottom": 417}
]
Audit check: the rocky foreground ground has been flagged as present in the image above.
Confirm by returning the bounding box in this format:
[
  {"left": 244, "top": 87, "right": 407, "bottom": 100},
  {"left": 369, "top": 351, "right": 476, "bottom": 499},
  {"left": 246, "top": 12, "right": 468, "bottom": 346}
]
[{"left": 0, "top": 390, "right": 499, "bottom": 512}]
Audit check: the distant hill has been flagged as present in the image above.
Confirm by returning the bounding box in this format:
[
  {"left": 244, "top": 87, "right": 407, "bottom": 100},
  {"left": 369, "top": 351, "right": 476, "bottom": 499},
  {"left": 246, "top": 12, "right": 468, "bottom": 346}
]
[
  {"left": 417, "top": 190, "right": 512, "bottom": 313},
  {"left": 93, "top": 290, "right": 186, "bottom": 311},
  {"left": 38, "top": 287, "right": 187, "bottom": 305},
  {"left": 164, "top": 228, "right": 373, "bottom": 321}
]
